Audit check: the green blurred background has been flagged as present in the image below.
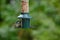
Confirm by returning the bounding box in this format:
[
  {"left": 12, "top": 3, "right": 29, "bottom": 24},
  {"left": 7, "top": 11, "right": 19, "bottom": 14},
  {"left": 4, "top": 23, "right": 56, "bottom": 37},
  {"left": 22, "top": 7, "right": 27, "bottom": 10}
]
[{"left": 0, "top": 0, "right": 60, "bottom": 40}]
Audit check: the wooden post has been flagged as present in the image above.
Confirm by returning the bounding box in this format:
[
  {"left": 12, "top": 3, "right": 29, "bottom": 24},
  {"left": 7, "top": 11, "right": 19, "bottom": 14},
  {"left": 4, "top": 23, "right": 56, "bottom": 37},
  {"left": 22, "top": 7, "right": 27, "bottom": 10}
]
[{"left": 21, "top": 0, "right": 29, "bottom": 13}]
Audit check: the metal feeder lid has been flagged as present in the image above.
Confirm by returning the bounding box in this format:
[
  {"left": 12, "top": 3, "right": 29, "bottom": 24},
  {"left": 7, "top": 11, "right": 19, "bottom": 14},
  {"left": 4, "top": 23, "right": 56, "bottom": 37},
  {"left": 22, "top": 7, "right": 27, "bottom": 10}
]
[{"left": 18, "top": 14, "right": 31, "bottom": 19}]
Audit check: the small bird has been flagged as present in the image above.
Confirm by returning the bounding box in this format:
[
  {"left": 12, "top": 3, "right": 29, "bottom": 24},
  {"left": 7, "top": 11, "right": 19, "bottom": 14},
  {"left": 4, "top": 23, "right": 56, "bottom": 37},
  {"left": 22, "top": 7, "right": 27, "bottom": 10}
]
[{"left": 15, "top": 20, "right": 22, "bottom": 28}]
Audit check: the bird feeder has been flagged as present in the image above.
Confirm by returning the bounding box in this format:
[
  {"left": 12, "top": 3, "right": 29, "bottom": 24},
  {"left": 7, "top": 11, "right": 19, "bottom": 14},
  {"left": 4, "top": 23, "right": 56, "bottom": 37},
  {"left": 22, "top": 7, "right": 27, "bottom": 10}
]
[{"left": 18, "top": 0, "right": 31, "bottom": 28}]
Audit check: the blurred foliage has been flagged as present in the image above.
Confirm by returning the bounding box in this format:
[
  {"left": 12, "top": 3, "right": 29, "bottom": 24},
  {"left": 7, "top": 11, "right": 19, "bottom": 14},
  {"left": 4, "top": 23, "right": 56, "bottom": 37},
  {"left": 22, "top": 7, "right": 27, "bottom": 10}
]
[{"left": 0, "top": 0, "right": 60, "bottom": 40}]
